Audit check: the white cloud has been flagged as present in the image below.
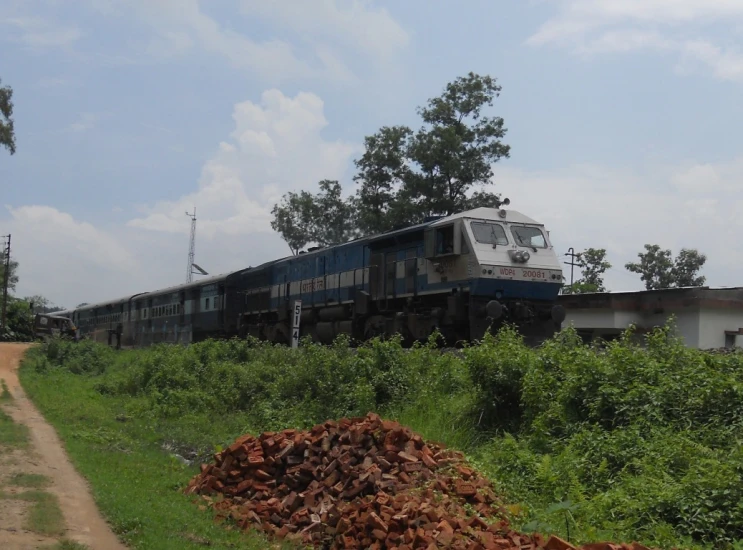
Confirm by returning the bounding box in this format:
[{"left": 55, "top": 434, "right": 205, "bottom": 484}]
[
  {"left": 529, "top": 0, "right": 743, "bottom": 82},
  {"left": 91, "top": 0, "right": 409, "bottom": 83},
  {"left": 1, "top": 206, "right": 139, "bottom": 306},
  {"left": 127, "top": 89, "right": 359, "bottom": 239},
  {"left": 0, "top": 16, "right": 80, "bottom": 49},
  {"left": 495, "top": 156, "right": 743, "bottom": 291},
  {"left": 239, "top": 0, "right": 409, "bottom": 60}
]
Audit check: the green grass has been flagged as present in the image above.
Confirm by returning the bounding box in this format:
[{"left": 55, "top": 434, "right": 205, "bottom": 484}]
[
  {"left": 18, "top": 356, "right": 296, "bottom": 550},
  {"left": 0, "top": 408, "right": 29, "bottom": 451},
  {"left": 5, "top": 472, "right": 51, "bottom": 489},
  {"left": 0, "top": 489, "right": 66, "bottom": 536},
  {"left": 0, "top": 378, "right": 11, "bottom": 401}
]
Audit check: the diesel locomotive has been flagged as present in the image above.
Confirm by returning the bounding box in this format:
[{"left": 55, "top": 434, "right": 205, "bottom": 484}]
[{"left": 52, "top": 205, "right": 566, "bottom": 348}]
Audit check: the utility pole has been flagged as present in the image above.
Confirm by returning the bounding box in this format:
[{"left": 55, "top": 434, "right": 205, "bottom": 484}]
[
  {"left": 185, "top": 208, "right": 196, "bottom": 284},
  {"left": 564, "top": 247, "right": 580, "bottom": 288},
  {"left": 1, "top": 234, "right": 10, "bottom": 329}
]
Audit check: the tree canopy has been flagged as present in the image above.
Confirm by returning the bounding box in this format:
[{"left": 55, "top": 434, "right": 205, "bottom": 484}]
[
  {"left": 270, "top": 180, "right": 357, "bottom": 254},
  {"left": 625, "top": 244, "right": 707, "bottom": 290},
  {"left": 271, "top": 73, "right": 511, "bottom": 253},
  {"left": 562, "top": 247, "right": 612, "bottom": 294},
  {"left": 0, "top": 78, "right": 16, "bottom": 155}
]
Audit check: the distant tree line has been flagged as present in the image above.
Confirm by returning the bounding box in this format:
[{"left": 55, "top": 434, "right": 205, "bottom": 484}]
[
  {"left": 0, "top": 250, "right": 64, "bottom": 341},
  {"left": 271, "top": 72, "right": 511, "bottom": 254},
  {"left": 562, "top": 245, "right": 707, "bottom": 294}
]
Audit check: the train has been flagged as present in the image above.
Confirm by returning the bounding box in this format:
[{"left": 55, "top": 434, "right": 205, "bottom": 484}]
[{"left": 51, "top": 205, "right": 566, "bottom": 348}]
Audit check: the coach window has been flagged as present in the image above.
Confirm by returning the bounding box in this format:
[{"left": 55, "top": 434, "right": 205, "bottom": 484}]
[{"left": 206, "top": 298, "right": 210, "bottom": 310}]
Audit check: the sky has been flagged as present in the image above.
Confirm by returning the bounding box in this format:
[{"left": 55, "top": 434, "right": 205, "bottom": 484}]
[{"left": 1, "top": 0, "right": 743, "bottom": 308}]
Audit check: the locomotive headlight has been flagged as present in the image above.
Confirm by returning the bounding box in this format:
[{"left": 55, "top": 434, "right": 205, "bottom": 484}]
[{"left": 521, "top": 251, "right": 530, "bottom": 262}]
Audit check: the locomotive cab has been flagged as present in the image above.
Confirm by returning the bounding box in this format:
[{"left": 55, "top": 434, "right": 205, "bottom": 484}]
[{"left": 426, "top": 207, "right": 565, "bottom": 344}]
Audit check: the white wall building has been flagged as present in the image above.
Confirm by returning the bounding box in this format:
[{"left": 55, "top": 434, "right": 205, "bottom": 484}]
[{"left": 557, "top": 287, "right": 743, "bottom": 349}]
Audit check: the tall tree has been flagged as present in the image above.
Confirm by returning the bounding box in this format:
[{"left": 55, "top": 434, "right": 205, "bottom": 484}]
[
  {"left": 671, "top": 248, "right": 707, "bottom": 287},
  {"left": 562, "top": 247, "right": 611, "bottom": 294},
  {"left": 270, "top": 190, "right": 317, "bottom": 255},
  {"left": 271, "top": 72, "right": 513, "bottom": 243},
  {"left": 0, "top": 78, "right": 16, "bottom": 155},
  {"left": 404, "top": 72, "right": 510, "bottom": 221},
  {"left": 312, "top": 180, "right": 357, "bottom": 246},
  {"left": 271, "top": 180, "right": 357, "bottom": 254},
  {"left": 352, "top": 126, "right": 413, "bottom": 235},
  {"left": 625, "top": 244, "right": 706, "bottom": 290}
]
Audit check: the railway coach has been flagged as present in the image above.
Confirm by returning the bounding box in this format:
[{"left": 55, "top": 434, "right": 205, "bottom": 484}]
[{"left": 53, "top": 205, "right": 566, "bottom": 348}]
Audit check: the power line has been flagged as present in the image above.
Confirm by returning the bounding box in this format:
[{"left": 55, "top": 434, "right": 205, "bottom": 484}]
[
  {"left": 185, "top": 208, "right": 196, "bottom": 284},
  {"left": 564, "top": 247, "right": 580, "bottom": 287}
]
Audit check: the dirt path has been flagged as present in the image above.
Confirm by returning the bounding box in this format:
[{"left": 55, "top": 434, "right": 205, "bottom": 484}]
[{"left": 0, "top": 343, "right": 127, "bottom": 550}]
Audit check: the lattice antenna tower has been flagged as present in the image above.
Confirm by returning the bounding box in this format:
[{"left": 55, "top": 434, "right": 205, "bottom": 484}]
[{"left": 185, "top": 208, "right": 196, "bottom": 284}]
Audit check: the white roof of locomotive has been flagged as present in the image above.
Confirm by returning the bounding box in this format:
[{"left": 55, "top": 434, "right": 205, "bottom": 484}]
[{"left": 430, "top": 207, "right": 544, "bottom": 227}]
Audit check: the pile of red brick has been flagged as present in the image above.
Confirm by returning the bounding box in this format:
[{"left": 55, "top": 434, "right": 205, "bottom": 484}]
[{"left": 184, "top": 413, "right": 653, "bottom": 550}]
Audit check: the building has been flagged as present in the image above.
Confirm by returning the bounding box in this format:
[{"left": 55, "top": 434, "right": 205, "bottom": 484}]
[{"left": 557, "top": 286, "right": 743, "bottom": 349}]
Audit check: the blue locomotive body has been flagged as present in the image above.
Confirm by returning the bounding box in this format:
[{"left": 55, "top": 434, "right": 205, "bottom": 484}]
[{"left": 53, "top": 206, "right": 566, "bottom": 347}]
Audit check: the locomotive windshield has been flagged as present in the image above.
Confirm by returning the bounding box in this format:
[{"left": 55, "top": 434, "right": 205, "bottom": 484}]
[
  {"left": 471, "top": 222, "right": 508, "bottom": 245},
  {"left": 511, "top": 225, "right": 547, "bottom": 248}
]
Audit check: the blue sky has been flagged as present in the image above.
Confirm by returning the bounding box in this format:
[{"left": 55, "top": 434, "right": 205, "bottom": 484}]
[{"left": 2, "top": 0, "right": 742, "bottom": 308}]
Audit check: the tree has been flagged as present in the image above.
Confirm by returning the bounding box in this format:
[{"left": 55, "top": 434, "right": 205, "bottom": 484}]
[
  {"left": 404, "top": 72, "right": 510, "bottom": 220},
  {"left": 272, "top": 72, "right": 513, "bottom": 244},
  {"left": 352, "top": 126, "right": 413, "bottom": 235},
  {"left": 0, "top": 78, "right": 16, "bottom": 155},
  {"left": 0, "top": 249, "right": 19, "bottom": 293},
  {"left": 271, "top": 180, "right": 357, "bottom": 254},
  {"left": 270, "top": 190, "right": 317, "bottom": 255},
  {"left": 312, "top": 180, "right": 358, "bottom": 247},
  {"left": 562, "top": 247, "right": 611, "bottom": 294},
  {"left": 671, "top": 248, "right": 707, "bottom": 287},
  {"left": 625, "top": 244, "right": 706, "bottom": 290},
  {"left": 24, "top": 295, "right": 63, "bottom": 314}
]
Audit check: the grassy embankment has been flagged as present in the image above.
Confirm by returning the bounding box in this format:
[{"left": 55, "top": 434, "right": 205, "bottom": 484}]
[{"left": 17, "top": 322, "right": 743, "bottom": 550}]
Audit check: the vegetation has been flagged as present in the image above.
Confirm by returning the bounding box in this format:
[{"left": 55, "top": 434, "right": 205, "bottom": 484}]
[
  {"left": 18, "top": 324, "right": 743, "bottom": 549},
  {"left": 562, "top": 248, "right": 612, "bottom": 294},
  {"left": 0, "top": 408, "right": 29, "bottom": 451},
  {"left": 271, "top": 72, "right": 511, "bottom": 252},
  {"left": 0, "top": 77, "right": 15, "bottom": 155},
  {"left": 625, "top": 244, "right": 707, "bottom": 290},
  {"left": 6, "top": 472, "right": 52, "bottom": 489},
  {"left": 0, "top": 489, "right": 67, "bottom": 536},
  {"left": 0, "top": 248, "right": 63, "bottom": 341}
]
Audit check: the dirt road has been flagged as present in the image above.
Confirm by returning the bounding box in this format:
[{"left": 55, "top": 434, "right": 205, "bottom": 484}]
[{"left": 0, "top": 343, "right": 127, "bottom": 550}]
